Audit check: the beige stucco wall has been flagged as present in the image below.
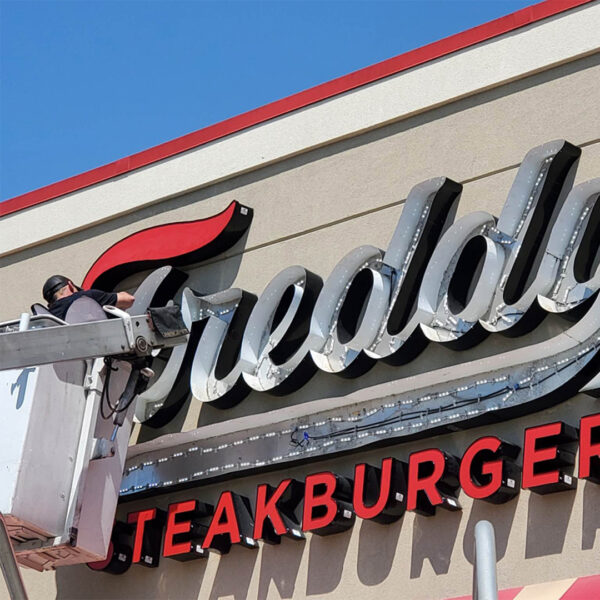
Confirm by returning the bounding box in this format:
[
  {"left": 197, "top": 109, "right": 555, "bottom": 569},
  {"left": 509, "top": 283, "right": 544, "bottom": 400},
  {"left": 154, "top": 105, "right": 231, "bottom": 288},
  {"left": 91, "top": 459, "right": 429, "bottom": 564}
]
[
  {"left": 10, "top": 396, "right": 600, "bottom": 600},
  {"left": 52, "top": 394, "right": 600, "bottom": 600},
  {"left": 1, "top": 54, "right": 599, "bottom": 320},
  {"left": 1, "top": 22, "right": 599, "bottom": 600}
]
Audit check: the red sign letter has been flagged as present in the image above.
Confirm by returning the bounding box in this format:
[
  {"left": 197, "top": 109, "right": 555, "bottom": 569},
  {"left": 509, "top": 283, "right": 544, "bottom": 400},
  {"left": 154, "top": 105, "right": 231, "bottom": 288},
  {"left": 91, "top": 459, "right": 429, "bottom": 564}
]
[
  {"left": 579, "top": 413, "right": 600, "bottom": 482},
  {"left": 407, "top": 449, "right": 445, "bottom": 511},
  {"left": 460, "top": 437, "right": 503, "bottom": 499},
  {"left": 522, "top": 422, "right": 561, "bottom": 489},
  {"left": 87, "top": 541, "right": 115, "bottom": 571},
  {"left": 353, "top": 459, "right": 392, "bottom": 520},
  {"left": 202, "top": 492, "right": 241, "bottom": 549},
  {"left": 163, "top": 500, "right": 196, "bottom": 558},
  {"left": 127, "top": 509, "right": 158, "bottom": 564},
  {"left": 302, "top": 472, "right": 338, "bottom": 532},
  {"left": 254, "top": 480, "right": 290, "bottom": 539},
  {"left": 522, "top": 421, "right": 578, "bottom": 494}
]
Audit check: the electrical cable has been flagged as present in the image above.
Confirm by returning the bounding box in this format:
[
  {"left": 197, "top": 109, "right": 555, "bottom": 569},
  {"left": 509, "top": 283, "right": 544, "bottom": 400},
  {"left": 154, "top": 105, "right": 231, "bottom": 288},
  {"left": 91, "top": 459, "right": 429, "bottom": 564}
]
[
  {"left": 298, "top": 345, "right": 596, "bottom": 444},
  {"left": 100, "top": 357, "right": 120, "bottom": 420}
]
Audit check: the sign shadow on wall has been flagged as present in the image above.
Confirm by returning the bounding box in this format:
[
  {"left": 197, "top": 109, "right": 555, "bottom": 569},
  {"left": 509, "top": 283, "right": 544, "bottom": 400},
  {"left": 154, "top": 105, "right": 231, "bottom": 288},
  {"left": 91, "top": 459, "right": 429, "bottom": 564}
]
[
  {"left": 410, "top": 510, "right": 463, "bottom": 578},
  {"left": 257, "top": 536, "right": 306, "bottom": 600},
  {"left": 208, "top": 544, "right": 259, "bottom": 600},
  {"left": 55, "top": 559, "right": 208, "bottom": 600},
  {"left": 525, "top": 489, "right": 577, "bottom": 558},
  {"left": 582, "top": 481, "right": 600, "bottom": 550},
  {"left": 305, "top": 528, "right": 353, "bottom": 596},
  {"left": 357, "top": 517, "right": 403, "bottom": 586}
]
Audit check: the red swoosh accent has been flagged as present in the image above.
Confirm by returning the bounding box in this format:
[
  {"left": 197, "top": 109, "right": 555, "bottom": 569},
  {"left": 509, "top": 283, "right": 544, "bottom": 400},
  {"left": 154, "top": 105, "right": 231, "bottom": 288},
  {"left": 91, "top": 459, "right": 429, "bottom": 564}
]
[{"left": 82, "top": 201, "right": 252, "bottom": 290}]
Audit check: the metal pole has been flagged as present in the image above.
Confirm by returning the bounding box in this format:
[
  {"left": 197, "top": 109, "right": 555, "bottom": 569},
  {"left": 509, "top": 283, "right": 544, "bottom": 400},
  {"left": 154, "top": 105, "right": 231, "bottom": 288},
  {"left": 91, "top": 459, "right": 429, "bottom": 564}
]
[
  {"left": 0, "top": 514, "right": 28, "bottom": 600},
  {"left": 18, "top": 314, "right": 30, "bottom": 332},
  {"left": 473, "top": 520, "right": 497, "bottom": 600}
]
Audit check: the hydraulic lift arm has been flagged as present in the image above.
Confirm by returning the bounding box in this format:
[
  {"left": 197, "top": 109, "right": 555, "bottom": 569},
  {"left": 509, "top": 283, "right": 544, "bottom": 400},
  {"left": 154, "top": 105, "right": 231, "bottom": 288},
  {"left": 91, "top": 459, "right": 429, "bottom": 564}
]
[
  {"left": 0, "top": 308, "right": 186, "bottom": 372},
  {"left": 0, "top": 299, "right": 189, "bottom": 582}
]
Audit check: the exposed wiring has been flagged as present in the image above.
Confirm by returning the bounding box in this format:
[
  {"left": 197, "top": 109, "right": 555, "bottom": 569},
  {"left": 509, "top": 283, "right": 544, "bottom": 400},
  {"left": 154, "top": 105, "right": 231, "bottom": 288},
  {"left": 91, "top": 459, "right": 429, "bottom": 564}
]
[
  {"left": 290, "top": 427, "right": 310, "bottom": 448},
  {"left": 122, "top": 340, "right": 599, "bottom": 488},
  {"left": 100, "top": 357, "right": 120, "bottom": 420},
  {"left": 294, "top": 344, "right": 597, "bottom": 444}
]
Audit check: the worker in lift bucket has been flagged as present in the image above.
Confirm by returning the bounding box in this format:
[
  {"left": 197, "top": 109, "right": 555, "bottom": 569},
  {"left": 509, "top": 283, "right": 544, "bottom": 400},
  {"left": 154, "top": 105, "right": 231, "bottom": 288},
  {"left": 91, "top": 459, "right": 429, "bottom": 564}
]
[{"left": 42, "top": 275, "right": 135, "bottom": 320}]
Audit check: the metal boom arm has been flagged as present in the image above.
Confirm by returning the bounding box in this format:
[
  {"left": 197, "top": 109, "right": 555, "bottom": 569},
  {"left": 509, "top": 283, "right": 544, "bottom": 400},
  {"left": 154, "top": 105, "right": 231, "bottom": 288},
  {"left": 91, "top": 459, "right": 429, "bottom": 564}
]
[{"left": 0, "top": 312, "right": 186, "bottom": 371}]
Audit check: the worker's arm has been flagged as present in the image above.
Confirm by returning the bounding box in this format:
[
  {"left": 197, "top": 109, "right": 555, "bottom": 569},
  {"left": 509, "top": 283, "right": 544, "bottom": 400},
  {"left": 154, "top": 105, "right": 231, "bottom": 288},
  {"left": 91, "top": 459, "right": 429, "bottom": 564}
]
[{"left": 115, "top": 292, "right": 135, "bottom": 309}]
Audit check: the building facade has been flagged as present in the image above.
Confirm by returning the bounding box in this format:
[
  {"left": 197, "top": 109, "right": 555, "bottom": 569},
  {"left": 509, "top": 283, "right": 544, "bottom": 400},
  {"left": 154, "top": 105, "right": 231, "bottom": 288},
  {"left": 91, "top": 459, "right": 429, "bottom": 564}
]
[{"left": 1, "top": 1, "right": 600, "bottom": 598}]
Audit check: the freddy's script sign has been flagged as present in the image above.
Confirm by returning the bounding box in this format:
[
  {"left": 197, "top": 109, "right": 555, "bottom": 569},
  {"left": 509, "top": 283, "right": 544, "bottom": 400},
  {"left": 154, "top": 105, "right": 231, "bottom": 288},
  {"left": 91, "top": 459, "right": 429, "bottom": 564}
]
[{"left": 84, "top": 139, "right": 600, "bottom": 500}]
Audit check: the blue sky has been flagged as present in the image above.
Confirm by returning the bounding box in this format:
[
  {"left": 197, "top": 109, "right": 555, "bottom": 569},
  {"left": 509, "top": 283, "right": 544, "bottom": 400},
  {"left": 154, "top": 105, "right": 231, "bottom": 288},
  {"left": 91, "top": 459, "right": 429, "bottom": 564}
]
[{"left": 1, "top": 0, "right": 536, "bottom": 201}]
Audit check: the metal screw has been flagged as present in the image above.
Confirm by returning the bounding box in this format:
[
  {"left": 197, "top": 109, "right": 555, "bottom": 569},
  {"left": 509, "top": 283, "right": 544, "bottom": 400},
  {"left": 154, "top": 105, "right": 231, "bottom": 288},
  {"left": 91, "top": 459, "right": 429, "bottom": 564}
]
[{"left": 135, "top": 336, "right": 148, "bottom": 353}]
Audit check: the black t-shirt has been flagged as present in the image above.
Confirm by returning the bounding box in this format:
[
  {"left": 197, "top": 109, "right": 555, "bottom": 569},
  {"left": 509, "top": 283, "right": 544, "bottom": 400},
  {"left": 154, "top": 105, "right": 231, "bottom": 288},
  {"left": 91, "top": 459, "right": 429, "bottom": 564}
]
[{"left": 49, "top": 289, "right": 118, "bottom": 320}]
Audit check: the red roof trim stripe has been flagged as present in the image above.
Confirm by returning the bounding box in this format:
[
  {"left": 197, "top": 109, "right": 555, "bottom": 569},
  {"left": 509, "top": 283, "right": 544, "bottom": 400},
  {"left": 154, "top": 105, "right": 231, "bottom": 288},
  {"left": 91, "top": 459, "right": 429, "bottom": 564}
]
[
  {"left": 561, "top": 574, "right": 600, "bottom": 599},
  {"left": 0, "top": 0, "right": 593, "bottom": 218},
  {"left": 445, "top": 575, "right": 600, "bottom": 600},
  {"left": 446, "top": 587, "right": 523, "bottom": 600}
]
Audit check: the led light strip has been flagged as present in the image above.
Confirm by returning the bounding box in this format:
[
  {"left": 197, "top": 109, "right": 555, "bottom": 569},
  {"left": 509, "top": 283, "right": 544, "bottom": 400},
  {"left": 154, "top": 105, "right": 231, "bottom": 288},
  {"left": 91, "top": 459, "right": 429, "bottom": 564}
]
[{"left": 119, "top": 318, "right": 600, "bottom": 497}]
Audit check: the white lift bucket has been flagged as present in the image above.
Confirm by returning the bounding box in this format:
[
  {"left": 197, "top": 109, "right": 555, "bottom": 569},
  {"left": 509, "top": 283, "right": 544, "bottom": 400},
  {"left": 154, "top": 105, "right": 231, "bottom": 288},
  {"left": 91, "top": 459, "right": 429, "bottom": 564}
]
[
  {"left": 0, "top": 358, "right": 134, "bottom": 570},
  {"left": 0, "top": 292, "right": 188, "bottom": 572}
]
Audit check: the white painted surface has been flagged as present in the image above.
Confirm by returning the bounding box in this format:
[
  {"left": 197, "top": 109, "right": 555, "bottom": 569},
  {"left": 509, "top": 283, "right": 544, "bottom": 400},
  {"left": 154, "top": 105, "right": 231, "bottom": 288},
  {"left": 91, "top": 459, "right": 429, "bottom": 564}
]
[
  {"left": 0, "top": 3, "right": 598, "bottom": 257},
  {"left": 0, "top": 362, "right": 87, "bottom": 537},
  {"left": 0, "top": 368, "right": 39, "bottom": 514}
]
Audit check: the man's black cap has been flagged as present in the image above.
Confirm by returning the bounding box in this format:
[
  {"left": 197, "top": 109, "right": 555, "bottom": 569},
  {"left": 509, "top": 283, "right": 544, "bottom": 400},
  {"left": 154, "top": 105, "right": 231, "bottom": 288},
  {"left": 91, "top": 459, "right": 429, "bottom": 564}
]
[{"left": 43, "top": 275, "right": 71, "bottom": 303}]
